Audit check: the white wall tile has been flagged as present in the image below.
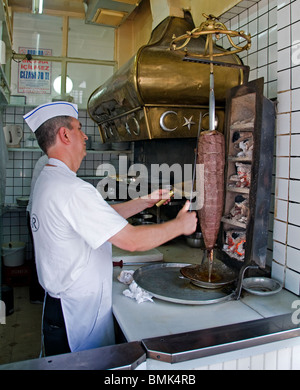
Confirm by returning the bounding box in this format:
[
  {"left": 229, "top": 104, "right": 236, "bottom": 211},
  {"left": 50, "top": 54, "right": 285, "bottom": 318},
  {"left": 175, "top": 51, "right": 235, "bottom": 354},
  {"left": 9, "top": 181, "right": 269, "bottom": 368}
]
[
  {"left": 292, "top": 345, "right": 300, "bottom": 370},
  {"left": 276, "top": 178, "right": 289, "bottom": 199},
  {"left": 275, "top": 199, "right": 288, "bottom": 221},
  {"left": 276, "top": 134, "right": 290, "bottom": 156},
  {"left": 258, "top": 0, "right": 269, "bottom": 16},
  {"left": 287, "top": 224, "right": 300, "bottom": 249},
  {"left": 269, "top": 6, "right": 277, "bottom": 27},
  {"left": 291, "top": 111, "right": 300, "bottom": 133},
  {"left": 289, "top": 180, "right": 300, "bottom": 202},
  {"left": 277, "top": 91, "right": 290, "bottom": 113},
  {"left": 292, "top": 88, "right": 300, "bottom": 110},
  {"left": 239, "top": 9, "right": 248, "bottom": 26},
  {"left": 288, "top": 202, "right": 300, "bottom": 225},
  {"left": 258, "top": 47, "right": 268, "bottom": 66},
  {"left": 250, "top": 34, "right": 258, "bottom": 53},
  {"left": 268, "top": 62, "right": 277, "bottom": 81},
  {"left": 290, "top": 157, "right": 300, "bottom": 179},
  {"left": 245, "top": 8, "right": 256, "bottom": 23},
  {"left": 273, "top": 219, "right": 287, "bottom": 243},
  {"left": 291, "top": 0, "right": 300, "bottom": 24},
  {"left": 278, "top": 26, "right": 291, "bottom": 50},
  {"left": 248, "top": 52, "right": 258, "bottom": 69},
  {"left": 268, "top": 42, "right": 277, "bottom": 63},
  {"left": 258, "top": 64, "right": 268, "bottom": 80},
  {"left": 273, "top": 240, "right": 286, "bottom": 264},
  {"left": 292, "top": 66, "right": 300, "bottom": 88},
  {"left": 249, "top": 19, "right": 258, "bottom": 35},
  {"left": 275, "top": 156, "right": 290, "bottom": 178},
  {"left": 287, "top": 246, "right": 300, "bottom": 273},
  {"left": 278, "top": 48, "right": 291, "bottom": 71},
  {"left": 285, "top": 268, "right": 300, "bottom": 295},
  {"left": 292, "top": 21, "right": 300, "bottom": 44},
  {"left": 271, "top": 261, "right": 285, "bottom": 284},
  {"left": 276, "top": 113, "right": 290, "bottom": 135},
  {"left": 291, "top": 134, "right": 300, "bottom": 155},
  {"left": 269, "top": 25, "right": 277, "bottom": 46},
  {"left": 292, "top": 41, "right": 300, "bottom": 66},
  {"left": 277, "top": 4, "right": 290, "bottom": 30},
  {"left": 258, "top": 30, "right": 268, "bottom": 49},
  {"left": 268, "top": 80, "right": 277, "bottom": 98},
  {"left": 277, "top": 348, "right": 293, "bottom": 370}
]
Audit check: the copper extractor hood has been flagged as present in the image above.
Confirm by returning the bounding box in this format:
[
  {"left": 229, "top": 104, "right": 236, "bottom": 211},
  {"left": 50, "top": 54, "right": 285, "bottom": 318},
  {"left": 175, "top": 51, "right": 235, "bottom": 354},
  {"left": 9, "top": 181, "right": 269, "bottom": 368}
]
[{"left": 87, "top": 13, "right": 250, "bottom": 143}]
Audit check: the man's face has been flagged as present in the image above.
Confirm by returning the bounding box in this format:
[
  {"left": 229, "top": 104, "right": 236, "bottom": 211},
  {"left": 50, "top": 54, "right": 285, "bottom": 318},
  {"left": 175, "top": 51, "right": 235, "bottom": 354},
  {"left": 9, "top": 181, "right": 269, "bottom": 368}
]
[{"left": 68, "top": 118, "right": 88, "bottom": 165}]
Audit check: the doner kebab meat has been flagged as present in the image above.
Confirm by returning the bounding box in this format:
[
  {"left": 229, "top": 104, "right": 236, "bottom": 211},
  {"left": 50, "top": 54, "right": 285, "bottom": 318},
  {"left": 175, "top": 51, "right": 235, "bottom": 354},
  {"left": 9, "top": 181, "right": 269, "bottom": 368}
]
[{"left": 197, "top": 130, "right": 225, "bottom": 255}]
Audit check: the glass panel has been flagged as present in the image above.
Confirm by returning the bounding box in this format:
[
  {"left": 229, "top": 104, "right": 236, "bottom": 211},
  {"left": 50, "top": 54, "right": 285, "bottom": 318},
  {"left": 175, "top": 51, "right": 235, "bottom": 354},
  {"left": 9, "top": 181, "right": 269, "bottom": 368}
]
[
  {"left": 12, "top": 13, "right": 62, "bottom": 56},
  {"left": 68, "top": 19, "right": 115, "bottom": 60},
  {"left": 67, "top": 62, "right": 114, "bottom": 108}
]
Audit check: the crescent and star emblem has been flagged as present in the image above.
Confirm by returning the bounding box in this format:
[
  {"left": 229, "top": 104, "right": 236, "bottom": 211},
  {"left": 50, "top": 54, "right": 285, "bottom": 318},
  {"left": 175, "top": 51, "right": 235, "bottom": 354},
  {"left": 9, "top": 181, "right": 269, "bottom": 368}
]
[
  {"left": 182, "top": 116, "right": 196, "bottom": 130},
  {"left": 160, "top": 111, "right": 195, "bottom": 132}
]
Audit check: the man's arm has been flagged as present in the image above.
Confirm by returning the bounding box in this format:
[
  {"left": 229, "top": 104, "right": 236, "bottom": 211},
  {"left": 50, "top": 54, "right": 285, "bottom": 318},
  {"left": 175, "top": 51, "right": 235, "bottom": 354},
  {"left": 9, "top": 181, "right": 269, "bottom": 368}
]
[
  {"left": 110, "top": 189, "right": 171, "bottom": 219},
  {"left": 109, "top": 201, "right": 197, "bottom": 252}
]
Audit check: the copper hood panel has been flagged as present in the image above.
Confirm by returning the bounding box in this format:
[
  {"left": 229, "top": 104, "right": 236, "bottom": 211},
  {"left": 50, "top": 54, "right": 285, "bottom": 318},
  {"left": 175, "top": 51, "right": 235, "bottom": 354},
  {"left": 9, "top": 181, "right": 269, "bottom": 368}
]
[{"left": 87, "top": 15, "right": 249, "bottom": 142}]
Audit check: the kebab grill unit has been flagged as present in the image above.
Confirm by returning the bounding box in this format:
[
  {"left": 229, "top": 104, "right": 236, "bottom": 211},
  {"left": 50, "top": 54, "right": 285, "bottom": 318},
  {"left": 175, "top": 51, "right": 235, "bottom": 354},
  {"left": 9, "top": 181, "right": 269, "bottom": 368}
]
[
  {"left": 88, "top": 13, "right": 275, "bottom": 304},
  {"left": 87, "top": 13, "right": 249, "bottom": 142}
]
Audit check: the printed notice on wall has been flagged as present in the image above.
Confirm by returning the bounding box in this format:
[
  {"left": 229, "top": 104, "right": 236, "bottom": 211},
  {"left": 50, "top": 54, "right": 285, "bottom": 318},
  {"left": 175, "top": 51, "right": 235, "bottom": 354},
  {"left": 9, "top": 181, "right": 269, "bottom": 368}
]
[{"left": 18, "top": 47, "right": 52, "bottom": 94}]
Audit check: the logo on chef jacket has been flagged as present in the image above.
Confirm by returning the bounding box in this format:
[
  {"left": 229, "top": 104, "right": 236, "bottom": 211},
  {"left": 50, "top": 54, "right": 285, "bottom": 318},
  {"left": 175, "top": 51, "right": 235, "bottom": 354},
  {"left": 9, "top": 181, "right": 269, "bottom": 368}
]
[{"left": 31, "top": 213, "right": 40, "bottom": 232}]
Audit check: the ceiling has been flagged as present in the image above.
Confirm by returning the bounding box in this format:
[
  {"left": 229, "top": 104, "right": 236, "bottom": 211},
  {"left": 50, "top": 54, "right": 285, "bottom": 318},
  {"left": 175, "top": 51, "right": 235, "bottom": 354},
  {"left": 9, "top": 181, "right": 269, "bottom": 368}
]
[
  {"left": 7, "top": 0, "right": 261, "bottom": 27},
  {"left": 7, "top": 0, "right": 142, "bottom": 27},
  {"left": 8, "top": 0, "right": 86, "bottom": 18}
]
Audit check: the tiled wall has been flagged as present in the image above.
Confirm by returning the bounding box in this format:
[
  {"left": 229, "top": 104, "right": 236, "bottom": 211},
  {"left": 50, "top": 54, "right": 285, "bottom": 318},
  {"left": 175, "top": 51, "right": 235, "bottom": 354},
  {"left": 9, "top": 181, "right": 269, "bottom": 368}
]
[
  {"left": 273, "top": 0, "right": 300, "bottom": 295},
  {"left": 222, "top": 0, "right": 300, "bottom": 295},
  {"left": 221, "top": 0, "right": 278, "bottom": 100},
  {"left": 2, "top": 106, "right": 133, "bottom": 259}
]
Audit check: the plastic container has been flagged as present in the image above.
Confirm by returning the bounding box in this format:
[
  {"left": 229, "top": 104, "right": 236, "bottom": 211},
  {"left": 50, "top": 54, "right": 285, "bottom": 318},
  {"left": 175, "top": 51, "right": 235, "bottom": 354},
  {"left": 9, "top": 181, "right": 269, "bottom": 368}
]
[{"left": 2, "top": 241, "right": 26, "bottom": 267}]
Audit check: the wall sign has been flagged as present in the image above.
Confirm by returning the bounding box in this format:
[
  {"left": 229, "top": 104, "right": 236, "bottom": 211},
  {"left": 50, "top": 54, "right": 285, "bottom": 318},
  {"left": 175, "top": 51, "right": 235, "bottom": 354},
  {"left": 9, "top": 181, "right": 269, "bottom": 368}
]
[{"left": 18, "top": 47, "right": 52, "bottom": 94}]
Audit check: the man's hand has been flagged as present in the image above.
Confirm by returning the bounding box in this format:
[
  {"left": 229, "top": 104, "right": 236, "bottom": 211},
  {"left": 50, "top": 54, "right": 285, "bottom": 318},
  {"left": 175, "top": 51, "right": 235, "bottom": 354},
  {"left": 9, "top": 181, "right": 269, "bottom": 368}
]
[
  {"left": 141, "top": 188, "right": 174, "bottom": 208},
  {"left": 175, "top": 200, "right": 197, "bottom": 236}
]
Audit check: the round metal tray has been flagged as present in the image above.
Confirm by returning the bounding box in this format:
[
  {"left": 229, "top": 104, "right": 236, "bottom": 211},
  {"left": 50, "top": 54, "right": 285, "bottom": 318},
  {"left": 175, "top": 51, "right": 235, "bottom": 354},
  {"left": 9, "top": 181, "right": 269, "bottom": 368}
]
[
  {"left": 180, "top": 260, "right": 237, "bottom": 289},
  {"left": 242, "top": 277, "right": 283, "bottom": 296},
  {"left": 133, "top": 263, "right": 235, "bottom": 305}
]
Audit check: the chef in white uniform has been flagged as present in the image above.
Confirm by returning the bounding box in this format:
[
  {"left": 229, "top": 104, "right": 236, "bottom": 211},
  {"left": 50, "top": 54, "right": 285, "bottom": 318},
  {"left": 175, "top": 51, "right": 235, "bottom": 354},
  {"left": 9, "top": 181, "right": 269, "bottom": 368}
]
[{"left": 23, "top": 102, "right": 197, "bottom": 356}]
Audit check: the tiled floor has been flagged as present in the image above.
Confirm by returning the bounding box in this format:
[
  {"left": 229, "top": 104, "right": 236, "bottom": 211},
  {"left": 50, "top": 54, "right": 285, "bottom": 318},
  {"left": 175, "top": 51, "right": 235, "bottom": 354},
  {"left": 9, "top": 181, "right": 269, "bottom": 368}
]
[{"left": 0, "top": 286, "right": 43, "bottom": 365}]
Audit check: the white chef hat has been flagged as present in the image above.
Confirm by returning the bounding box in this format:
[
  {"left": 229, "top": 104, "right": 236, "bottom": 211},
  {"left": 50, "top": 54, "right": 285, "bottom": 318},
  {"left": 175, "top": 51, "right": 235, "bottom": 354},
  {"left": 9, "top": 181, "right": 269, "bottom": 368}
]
[{"left": 23, "top": 101, "right": 78, "bottom": 132}]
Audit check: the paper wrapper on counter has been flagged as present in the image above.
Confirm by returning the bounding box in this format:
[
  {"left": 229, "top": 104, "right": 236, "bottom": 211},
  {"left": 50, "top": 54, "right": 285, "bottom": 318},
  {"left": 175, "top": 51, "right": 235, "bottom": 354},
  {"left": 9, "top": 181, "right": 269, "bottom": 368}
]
[
  {"left": 118, "top": 270, "right": 154, "bottom": 303},
  {"left": 123, "top": 281, "right": 154, "bottom": 304},
  {"left": 117, "top": 270, "right": 134, "bottom": 284}
]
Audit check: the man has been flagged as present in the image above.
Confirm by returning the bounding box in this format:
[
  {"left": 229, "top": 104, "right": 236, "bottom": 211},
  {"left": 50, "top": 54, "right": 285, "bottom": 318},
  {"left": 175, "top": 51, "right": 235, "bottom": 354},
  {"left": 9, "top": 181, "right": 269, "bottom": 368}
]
[{"left": 24, "top": 101, "right": 197, "bottom": 356}]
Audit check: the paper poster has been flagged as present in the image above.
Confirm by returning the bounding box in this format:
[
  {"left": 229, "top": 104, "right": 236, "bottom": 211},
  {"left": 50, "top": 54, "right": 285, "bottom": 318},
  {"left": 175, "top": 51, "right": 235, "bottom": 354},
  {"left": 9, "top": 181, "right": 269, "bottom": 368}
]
[{"left": 18, "top": 47, "right": 52, "bottom": 94}]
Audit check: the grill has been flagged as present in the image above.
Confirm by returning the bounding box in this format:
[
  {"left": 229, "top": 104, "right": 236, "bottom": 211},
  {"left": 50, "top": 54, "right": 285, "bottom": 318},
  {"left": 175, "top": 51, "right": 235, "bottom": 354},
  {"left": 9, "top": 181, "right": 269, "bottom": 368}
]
[{"left": 87, "top": 14, "right": 249, "bottom": 142}]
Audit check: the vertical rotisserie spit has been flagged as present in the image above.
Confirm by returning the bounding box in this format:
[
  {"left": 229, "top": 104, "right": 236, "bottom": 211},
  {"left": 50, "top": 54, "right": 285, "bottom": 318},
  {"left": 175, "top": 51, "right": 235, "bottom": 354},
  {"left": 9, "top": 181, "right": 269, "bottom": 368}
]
[{"left": 172, "top": 14, "right": 251, "bottom": 285}]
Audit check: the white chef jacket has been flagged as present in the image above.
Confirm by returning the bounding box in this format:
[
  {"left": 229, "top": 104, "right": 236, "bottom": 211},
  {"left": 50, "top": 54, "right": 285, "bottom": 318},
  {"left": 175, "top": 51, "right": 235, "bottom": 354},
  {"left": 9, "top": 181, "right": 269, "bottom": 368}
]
[
  {"left": 31, "top": 158, "right": 128, "bottom": 352},
  {"left": 26, "top": 154, "right": 48, "bottom": 215}
]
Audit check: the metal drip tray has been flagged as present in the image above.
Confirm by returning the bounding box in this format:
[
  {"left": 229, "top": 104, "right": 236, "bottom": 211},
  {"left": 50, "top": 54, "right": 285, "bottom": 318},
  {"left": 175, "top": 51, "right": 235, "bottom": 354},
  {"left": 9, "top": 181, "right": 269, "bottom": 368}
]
[
  {"left": 180, "top": 260, "right": 238, "bottom": 289},
  {"left": 133, "top": 263, "right": 235, "bottom": 305},
  {"left": 242, "top": 277, "right": 283, "bottom": 296}
]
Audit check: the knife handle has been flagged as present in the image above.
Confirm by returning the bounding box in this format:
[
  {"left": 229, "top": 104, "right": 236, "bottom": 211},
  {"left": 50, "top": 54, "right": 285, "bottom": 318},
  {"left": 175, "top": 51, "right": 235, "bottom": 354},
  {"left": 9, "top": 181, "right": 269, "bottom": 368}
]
[
  {"left": 113, "top": 260, "right": 123, "bottom": 268},
  {"left": 156, "top": 190, "right": 174, "bottom": 207}
]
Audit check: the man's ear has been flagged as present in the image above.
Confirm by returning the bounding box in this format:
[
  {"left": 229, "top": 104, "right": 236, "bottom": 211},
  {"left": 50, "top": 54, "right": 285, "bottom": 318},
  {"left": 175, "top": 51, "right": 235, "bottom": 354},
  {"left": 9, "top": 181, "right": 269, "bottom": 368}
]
[{"left": 57, "top": 127, "right": 70, "bottom": 145}]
